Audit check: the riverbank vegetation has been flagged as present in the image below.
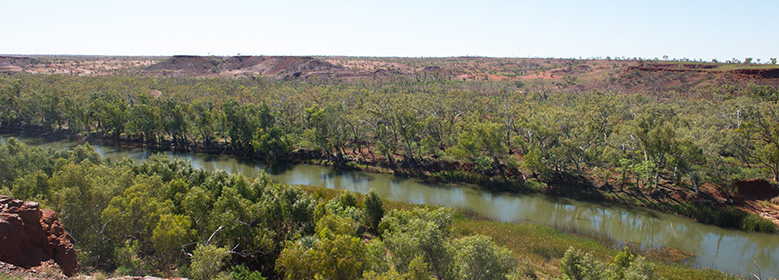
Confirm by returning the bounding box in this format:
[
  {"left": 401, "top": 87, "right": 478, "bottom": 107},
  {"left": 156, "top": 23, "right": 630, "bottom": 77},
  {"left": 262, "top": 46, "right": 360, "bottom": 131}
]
[
  {"left": 0, "top": 140, "right": 738, "bottom": 279},
  {"left": 1, "top": 67, "right": 778, "bottom": 232}
]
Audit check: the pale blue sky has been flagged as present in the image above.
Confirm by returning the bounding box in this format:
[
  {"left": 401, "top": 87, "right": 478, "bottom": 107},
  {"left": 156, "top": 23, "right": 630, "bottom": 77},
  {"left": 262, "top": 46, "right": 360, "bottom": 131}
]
[{"left": 1, "top": 0, "right": 776, "bottom": 61}]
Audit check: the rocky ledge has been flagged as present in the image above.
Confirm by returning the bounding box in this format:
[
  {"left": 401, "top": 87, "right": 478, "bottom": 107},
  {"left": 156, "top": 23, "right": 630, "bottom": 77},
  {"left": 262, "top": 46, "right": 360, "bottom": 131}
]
[{"left": 0, "top": 195, "right": 79, "bottom": 277}]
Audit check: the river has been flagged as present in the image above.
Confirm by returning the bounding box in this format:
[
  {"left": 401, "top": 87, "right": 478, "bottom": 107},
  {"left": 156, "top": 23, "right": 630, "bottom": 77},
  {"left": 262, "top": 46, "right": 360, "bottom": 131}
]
[{"left": 2, "top": 134, "right": 777, "bottom": 278}]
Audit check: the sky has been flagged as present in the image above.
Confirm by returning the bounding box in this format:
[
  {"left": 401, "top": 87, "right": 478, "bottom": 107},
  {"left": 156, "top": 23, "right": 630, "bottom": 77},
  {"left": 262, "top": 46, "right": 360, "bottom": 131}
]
[{"left": 1, "top": 0, "right": 777, "bottom": 61}]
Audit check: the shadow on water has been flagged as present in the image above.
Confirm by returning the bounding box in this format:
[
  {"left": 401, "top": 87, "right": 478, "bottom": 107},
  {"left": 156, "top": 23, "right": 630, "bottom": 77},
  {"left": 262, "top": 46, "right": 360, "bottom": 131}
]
[
  {"left": 263, "top": 161, "right": 295, "bottom": 175},
  {"left": 321, "top": 168, "right": 374, "bottom": 185},
  {"left": 542, "top": 192, "right": 664, "bottom": 220}
]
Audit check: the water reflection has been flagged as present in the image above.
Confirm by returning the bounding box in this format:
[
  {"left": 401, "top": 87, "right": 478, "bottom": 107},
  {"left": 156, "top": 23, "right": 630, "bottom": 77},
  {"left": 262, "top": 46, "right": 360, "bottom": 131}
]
[{"left": 2, "top": 134, "right": 778, "bottom": 278}]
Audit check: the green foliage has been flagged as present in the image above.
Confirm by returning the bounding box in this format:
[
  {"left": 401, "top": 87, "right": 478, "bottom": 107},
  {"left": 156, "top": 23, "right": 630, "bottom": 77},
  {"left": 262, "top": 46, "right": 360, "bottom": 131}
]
[
  {"left": 363, "top": 189, "right": 385, "bottom": 232},
  {"left": 371, "top": 207, "right": 514, "bottom": 280},
  {"left": 452, "top": 234, "right": 515, "bottom": 280},
  {"left": 127, "top": 102, "right": 162, "bottom": 144},
  {"left": 114, "top": 240, "right": 148, "bottom": 276},
  {"left": 152, "top": 214, "right": 195, "bottom": 274},
  {"left": 316, "top": 213, "right": 359, "bottom": 238},
  {"left": 190, "top": 244, "right": 230, "bottom": 280},
  {"left": 559, "top": 246, "right": 655, "bottom": 280},
  {"left": 559, "top": 247, "right": 607, "bottom": 280},
  {"left": 339, "top": 190, "right": 359, "bottom": 208},
  {"left": 673, "top": 203, "right": 775, "bottom": 232},
  {"left": 741, "top": 213, "right": 777, "bottom": 233},
  {"left": 404, "top": 256, "right": 435, "bottom": 280},
  {"left": 276, "top": 214, "right": 368, "bottom": 280},
  {"left": 0, "top": 140, "right": 320, "bottom": 275},
  {"left": 612, "top": 247, "right": 634, "bottom": 279},
  {"left": 475, "top": 156, "right": 494, "bottom": 174},
  {"left": 0, "top": 138, "right": 746, "bottom": 279},
  {"left": 448, "top": 114, "right": 508, "bottom": 175},
  {"left": 361, "top": 256, "right": 435, "bottom": 280},
  {"left": 621, "top": 256, "right": 655, "bottom": 280},
  {"left": 361, "top": 268, "right": 406, "bottom": 280},
  {"left": 101, "top": 177, "right": 172, "bottom": 243},
  {"left": 3, "top": 66, "right": 777, "bottom": 278},
  {"left": 380, "top": 209, "right": 454, "bottom": 279},
  {"left": 230, "top": 264, "right": 266, "bottom": 280},
  {"left": 2, "top": 72, "right": 779, "bottom": 202},
  {"left": 523, "top": 149, "right": 548, "bottom": 176}
]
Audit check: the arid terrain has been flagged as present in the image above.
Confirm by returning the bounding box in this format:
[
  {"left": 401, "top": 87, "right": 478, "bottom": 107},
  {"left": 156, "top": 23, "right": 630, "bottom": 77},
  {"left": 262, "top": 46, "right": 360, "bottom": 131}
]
[
  {"left": 5, "top": 55, "right": 778, "bottom": 88},
  {"left": 0, "top": 55, "right": 158, "bottom": 76}
]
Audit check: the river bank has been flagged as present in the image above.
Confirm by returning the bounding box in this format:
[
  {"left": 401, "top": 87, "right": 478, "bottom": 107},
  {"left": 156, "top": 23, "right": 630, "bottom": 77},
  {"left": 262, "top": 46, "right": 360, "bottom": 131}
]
[
  {"left": 5, "top": 125, "right": 776, "bottom": 234},
  {"left": 3, "top": 131, "right": 779, "bottom": 277}
]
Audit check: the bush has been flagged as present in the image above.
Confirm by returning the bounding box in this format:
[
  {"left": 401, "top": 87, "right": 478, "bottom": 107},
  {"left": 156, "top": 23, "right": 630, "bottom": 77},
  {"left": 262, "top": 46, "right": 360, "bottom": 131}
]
[
  {"left": 230, "top": 264, "right": 266, "bottom": 280},
  {"left": 452, "top": 235, "right": 515, "bottom": 280},
  {"left": 621, "top": 255, "right": 655, "bottom": 280},
  {"left": 612, "top": 247, "right": 634, "bottom": 279},
  {"left": 338, "top": 190, "right": 359, "bottom": 208},
  {"left": 741, "top": 214, "right": 777, "bottom": 233},
  {"left": 276, "top": 214, "right": 368, "bottom": 280},
  {"left": 152, "top": 214, "right": 195, "bottom": 274},
  {"left": 114, "top": 240, "right": 148, "bottom": 276},
  {"left": 363, "top": 189, "right": 384, "bottom": 232},
  {"left": 379, "top": 209, "right": 454, "bottom": 279},
  {"left": 190, "top": 244, "right": 230, "bottom": 280},
  {"left": 559, "top": 247, "right": 607, "bottom": 280},
  {"left": 559, "top": 247, "right": 654, "bottom": 280}
]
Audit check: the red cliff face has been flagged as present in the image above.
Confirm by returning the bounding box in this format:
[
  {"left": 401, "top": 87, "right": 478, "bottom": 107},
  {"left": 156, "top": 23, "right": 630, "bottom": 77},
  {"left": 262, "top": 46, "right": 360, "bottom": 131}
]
[{"left": 0, "top": 195, "right": 79, "bottom": 276}]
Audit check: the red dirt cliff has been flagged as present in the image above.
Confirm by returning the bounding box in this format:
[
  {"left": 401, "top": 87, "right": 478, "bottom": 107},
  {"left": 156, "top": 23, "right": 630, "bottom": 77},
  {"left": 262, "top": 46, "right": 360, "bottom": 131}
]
[{"left": 0, "top": 195, "right": 79, "bottom": 276}]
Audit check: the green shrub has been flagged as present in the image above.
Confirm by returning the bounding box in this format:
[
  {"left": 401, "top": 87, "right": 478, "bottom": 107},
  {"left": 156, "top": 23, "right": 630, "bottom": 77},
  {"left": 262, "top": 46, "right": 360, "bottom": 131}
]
[
  {"left": 612, "top": 247, "right": 634, "bottom": 279},
  {"left": 452, "top": 234, "right": 515, "bottom": 280},
  {"left": 339, "top": 190, "right": 359, "bottom": 208},
  {"left": 741, "top": 214, "right": 777, "bottom": 233},
  {"left": 190, "top": 244, "right": 230, "bottom": 280},
  {"left": 674, "top": 203, "right": 776, "bottom": 232},
  {"left": 363, "top": 189, "right": 385, "bottom": 232},
  {"left": 621, "top": 255, "right": 655, "bottom": 280},
  {"left": 114, "top": 240, "right": 148, "bottom": 276},
  {"left": 559, "top": 247, "right": 654, "bottom": 280},
  {"left": 559, "top": 247, "right": 607, "bottom": 280},
  {"left": 230, "top": 264, "right": 266, "bottom": 280}
]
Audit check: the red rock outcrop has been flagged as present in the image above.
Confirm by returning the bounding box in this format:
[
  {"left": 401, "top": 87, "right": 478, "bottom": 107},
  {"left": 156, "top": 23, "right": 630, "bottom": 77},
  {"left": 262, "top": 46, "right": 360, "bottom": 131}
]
[{"left": 0, "top": 195, "right": 79, "bottom": 276}]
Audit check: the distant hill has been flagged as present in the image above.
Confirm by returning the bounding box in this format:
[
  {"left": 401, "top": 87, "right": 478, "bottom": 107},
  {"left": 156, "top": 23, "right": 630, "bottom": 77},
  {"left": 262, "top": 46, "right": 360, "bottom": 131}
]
[
  {"left": 0, "top": 56, "right": 32, "bottom": 74},
  {"left": 144, "top": 55, "right": 350, "bottom": 78},
  {"left": 3, "top": 55, "right": 778, "bottom": 91},
  {"left": 625, "top": 62, "right": 779, "bottom": 79},
  {"left": 0, "top": 55, "right": 156, "bottom": 76}
]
